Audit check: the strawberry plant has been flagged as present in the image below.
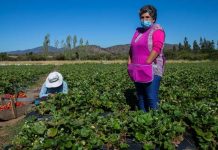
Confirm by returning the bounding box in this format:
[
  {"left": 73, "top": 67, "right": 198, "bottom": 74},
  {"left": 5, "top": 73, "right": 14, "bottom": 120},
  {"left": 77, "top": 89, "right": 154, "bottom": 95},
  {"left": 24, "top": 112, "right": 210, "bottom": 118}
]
[{"left": 10, "top": 62, "right": 218, "bottom": 149}]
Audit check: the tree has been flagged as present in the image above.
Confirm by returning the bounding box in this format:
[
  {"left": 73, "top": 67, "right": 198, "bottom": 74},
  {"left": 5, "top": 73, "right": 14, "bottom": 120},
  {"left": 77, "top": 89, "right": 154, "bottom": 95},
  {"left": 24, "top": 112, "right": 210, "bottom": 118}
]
[
  {"left": 75, "top": 52, "right": 79, "bottom": 60},
  {"left": 198, "top": 37, "right": 216, "bottom": 51},
  {"left": 73, "top": 35, "right": 77, "bottom": 48},
  {"left": 172, "top": 45, "right": 176, "bottom": 51},
  {"left": 79, "top": 38, "right": 83, "bottom": 46},
  {"left": 201, "top": 38, "right": 207, "bottom": 50},
  {"left": 193, "top": 40, "right": 200, "bottom": 51},
  {"left": 0, "top": 53, "right": 8, "bottom": 61},
  {"left": 178, "top": 43, "right": 183, "bottom": 51},
  {"left": 211, "top": 40, "right": 215, "bottom": 50},
  {"left": 25, "top": 52, "right": 34, "bottom": 61},
  {"left": 85, "top": 40, "right": 89, "bottom": 46},
  {"left": 183, "top": 37, "right": 191, "bottom": 50},
  {"left": 217, "top": 40, "right": 218, "bottom": 50},
  {"left": 54, "top": 40, "right": 59, "bottom": 49},
  {"left": 43, "top": 34, "right": 50, "bottom": 57},
  {"left": 63, "top": 42, "right": 69, "bottom": 59},
  {"left": 199, "top": 37, "right": 203, "bottom": 49},
  {"left": 61, "top": 40, "right": 65, "bottom": 48},
  {"left": 66, "top": 35, "right": 72, "bottom": 50}
]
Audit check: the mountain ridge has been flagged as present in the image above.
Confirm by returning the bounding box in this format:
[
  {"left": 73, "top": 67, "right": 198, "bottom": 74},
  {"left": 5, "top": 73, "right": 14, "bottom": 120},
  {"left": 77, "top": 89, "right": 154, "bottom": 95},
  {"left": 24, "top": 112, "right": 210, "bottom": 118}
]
[{"left": 3, "top": 43, "right": 176, "bottom": 55}]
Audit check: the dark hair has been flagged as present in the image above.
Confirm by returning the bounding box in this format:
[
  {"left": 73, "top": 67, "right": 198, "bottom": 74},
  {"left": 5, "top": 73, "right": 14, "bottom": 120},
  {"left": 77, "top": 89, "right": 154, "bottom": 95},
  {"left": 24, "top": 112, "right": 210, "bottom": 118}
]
[{"left": 139, "top": 5, "right": 157, "bottom": 22}]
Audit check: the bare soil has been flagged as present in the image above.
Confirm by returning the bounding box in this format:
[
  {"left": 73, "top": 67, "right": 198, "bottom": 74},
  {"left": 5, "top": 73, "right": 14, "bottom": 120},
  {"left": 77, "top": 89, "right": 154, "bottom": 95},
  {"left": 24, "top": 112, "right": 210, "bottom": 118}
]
[{"left": 0, "top": 115, "right": 25, "bottom": 149}]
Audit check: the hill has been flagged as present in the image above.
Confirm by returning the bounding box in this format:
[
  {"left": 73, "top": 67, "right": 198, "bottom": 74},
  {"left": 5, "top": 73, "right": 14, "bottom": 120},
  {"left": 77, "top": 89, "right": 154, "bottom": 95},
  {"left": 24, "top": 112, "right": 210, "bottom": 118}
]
[{"left": 5, "top": 43, "right": 176, "bottom": 55}]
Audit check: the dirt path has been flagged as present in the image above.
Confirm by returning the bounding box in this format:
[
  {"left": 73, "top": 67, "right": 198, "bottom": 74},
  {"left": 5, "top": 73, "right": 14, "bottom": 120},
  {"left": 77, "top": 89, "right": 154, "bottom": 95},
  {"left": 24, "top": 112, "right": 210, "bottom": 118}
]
[
  {"left": 0, "top": 115, "right": 25, "bottom": 149},
  {"left": 0, "top": 73, "right": 49, "bottom": 149}
]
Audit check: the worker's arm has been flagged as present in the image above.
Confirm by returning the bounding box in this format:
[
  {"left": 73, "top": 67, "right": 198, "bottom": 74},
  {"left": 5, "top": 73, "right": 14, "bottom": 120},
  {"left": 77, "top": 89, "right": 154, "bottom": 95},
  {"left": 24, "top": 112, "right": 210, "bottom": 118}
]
[
  {"left": 39, "top": 83, "right": 48, "bottom": 98},
  {"left": 146, "top": 30, "right": 165, "bottom": 64},
  {"left": 146, "top": 50, "right": 159, "bottom": 64},
  {"left": 62, "top": 81, "right": 68, "bottom": 94}
]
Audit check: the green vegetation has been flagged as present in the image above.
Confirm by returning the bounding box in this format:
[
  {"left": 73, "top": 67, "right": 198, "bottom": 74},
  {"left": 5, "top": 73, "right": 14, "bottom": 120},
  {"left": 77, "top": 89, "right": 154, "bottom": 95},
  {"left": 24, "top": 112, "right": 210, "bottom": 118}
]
[
  {"left": 3, "top": 62, "right": 216, "bottom": 149},
  {"left": 166, "top": 37, "right": 218, "bottom": 60},
  {"left": 0, "top": 65, "right": 54, "bottom": 95}
]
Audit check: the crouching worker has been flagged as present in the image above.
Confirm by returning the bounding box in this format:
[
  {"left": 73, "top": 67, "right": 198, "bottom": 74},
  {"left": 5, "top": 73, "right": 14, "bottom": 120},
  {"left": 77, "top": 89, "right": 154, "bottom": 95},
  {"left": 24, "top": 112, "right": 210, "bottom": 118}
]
[{"left": 39, "top": 71, "right": 68, "bottom": 98}]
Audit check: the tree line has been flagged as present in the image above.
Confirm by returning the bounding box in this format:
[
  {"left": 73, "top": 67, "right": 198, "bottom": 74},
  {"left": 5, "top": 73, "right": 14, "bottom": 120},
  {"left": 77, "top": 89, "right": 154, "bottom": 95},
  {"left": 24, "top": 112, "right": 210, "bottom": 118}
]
[
  {"left": 43, "top": 34, "right": 89, "bottom": 60},
  {"left": 0, "top": 35, "right": 217, "bottom": 61},
  {"left": 164, "top": 37, "right": 218, "bottom": 60},
  {"left": 175, "top": 37, "right": 217, "bottom": 51}
]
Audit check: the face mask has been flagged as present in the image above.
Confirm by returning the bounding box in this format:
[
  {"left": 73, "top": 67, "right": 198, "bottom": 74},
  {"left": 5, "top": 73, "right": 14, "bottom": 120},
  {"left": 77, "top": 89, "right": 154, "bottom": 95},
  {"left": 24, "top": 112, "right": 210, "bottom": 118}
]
[{"left": 141, "top": 20, "right": 152, "bottom": 28}]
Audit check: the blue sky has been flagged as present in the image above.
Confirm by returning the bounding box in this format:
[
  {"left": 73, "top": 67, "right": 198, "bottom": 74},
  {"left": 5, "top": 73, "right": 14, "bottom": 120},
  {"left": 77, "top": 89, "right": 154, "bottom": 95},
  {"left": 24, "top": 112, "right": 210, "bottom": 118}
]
[{"left": 0, "top": 0, "right": 218, "bottom": 51}]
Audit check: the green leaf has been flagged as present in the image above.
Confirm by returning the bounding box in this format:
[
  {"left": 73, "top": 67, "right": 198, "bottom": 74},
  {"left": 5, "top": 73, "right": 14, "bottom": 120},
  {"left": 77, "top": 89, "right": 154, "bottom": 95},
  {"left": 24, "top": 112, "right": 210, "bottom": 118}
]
[
  {"left": 174, "top": 110, "right": 182, "bottom": 117},
  {"left": 202, "top": 132, "right": 213, "bottom": 142},
  {"left": 47, "top": 128, "right": 58, "bottom": 137},
  {"left": 143, "top": 142, "right": 154, "bottom": 150},
  {"left": 43, "top": 139, "right": 57, "bottom": 148},
  {"left": 113, "top": 120, "right": 121, "bottom": 130},
  {"left": 174, "top": 124, "right": 185, "bottom": 133},
  {"left": 33, "top": 121, "right": 47, "bottom": 135},
  {"left": 65, "top": 141, "right": 73, "bottom": 148},
  {"left": 139, "top": 113, "right": 153, "bottom": 126},
  {"left": 81, "top": 128, "right": 91, "bottom": 138},
  {"left": 32, "top": 139, "right": 41, "bottom": 150},
  {"left": 194, "top": 127, "right": 213, "bottom": 141},
  {"left": 120, "top": 142, "right": 129, "bottom": 149},
  {"left": 194, "top": 127, "right": 204, "bottom": 137},
  {"left": 107, "top": 134, "right": 119, "bottom": 143},
  {"left": 164, "top": 141, "right": 174, "bottom": 150},
  {"left": 135, "top": 132, "right": 144, "bottom": 141}
]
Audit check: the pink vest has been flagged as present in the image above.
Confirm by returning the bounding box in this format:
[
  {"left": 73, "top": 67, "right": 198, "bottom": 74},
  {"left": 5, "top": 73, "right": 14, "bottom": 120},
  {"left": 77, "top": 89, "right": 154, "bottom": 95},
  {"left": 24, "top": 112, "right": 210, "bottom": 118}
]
[{"left": 128, "top": 24, "right": 165, "bottom": 83}]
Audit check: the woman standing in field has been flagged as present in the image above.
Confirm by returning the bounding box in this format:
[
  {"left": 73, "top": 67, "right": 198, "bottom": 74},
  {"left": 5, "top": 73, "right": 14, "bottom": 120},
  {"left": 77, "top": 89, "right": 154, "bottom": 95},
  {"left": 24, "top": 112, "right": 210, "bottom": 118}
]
[{"left": 127, "top": 5, "right": 165, "bottom": 112}]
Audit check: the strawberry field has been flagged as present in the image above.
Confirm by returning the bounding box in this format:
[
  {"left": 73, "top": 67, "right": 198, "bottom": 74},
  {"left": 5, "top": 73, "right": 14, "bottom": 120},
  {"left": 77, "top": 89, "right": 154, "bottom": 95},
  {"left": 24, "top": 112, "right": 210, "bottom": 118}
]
[
  {"left": 1, "top": 62, "right": 217, "bottom": 149},
  {"left": 0, "top": 65, "right": 54, "bottom": 95}
]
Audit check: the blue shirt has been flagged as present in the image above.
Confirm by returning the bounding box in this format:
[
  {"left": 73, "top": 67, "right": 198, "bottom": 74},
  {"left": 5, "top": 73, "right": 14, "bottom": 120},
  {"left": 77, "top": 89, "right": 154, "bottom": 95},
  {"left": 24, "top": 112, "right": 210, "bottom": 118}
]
[{"left": 39, "top": 81, "right": 68, "bottom": 98}]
